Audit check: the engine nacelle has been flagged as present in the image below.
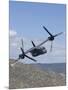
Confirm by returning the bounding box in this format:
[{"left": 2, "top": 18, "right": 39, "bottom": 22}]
[{"left": 19, "top": 54, "right": 25, "bottom": 59}]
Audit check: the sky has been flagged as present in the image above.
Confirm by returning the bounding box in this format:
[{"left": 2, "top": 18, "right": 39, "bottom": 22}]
[{"left": 9, "top": 1, "right": 66, "bottom": 64}]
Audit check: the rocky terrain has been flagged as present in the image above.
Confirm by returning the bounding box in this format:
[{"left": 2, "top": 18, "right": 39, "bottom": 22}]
[{"left": 9, "top": 59, "right": 66, "bottom": 89}]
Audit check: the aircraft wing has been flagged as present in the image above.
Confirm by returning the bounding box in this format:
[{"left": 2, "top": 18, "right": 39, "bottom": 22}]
[
  {"left": 25, "top": 38, "right": 48, "bottom": 54},
  {"left": 36, "top": 38, "right": 48, "bottom": 47}
]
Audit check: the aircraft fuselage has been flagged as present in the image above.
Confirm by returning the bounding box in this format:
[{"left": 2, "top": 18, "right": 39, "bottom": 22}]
[{"left": 30, "top": 46, "right": 47, "bottom": 57}]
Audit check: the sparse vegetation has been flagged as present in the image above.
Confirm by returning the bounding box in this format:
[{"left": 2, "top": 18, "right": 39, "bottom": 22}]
[{"left": 9, "top": 59, "right": 66, "bottom": 89}]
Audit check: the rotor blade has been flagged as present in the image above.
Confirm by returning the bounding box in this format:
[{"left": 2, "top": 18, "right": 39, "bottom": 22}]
[
  {"left": 25, "top": 55, "right": 37, "bottom": 62},
  {"left": 20, "top": 47, "right": 25, "bottom": 55},
  {"left": 21, "top": 39, "right": 24, "bottom": 48},
  {"left": 10, "top": 58, "right": 20, "bottom": 67},
  {"left": 54, "top": 32, "right": 63, "bottom": 37},
  {"left": 43, "top": 26, "right": 53, "bottom": 36},
  {"left": 50, "top": 41, "right": 53, "bottom": 52}
]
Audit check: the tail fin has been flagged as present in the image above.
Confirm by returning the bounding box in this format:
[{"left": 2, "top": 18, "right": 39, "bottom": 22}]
[{"left": 31, "top": 41, "right": 36, "bottom": 47}]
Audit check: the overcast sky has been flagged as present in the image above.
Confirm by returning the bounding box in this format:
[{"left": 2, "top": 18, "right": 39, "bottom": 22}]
[{"left": 9, "top": 1, "right": 66, "bottom": 64}]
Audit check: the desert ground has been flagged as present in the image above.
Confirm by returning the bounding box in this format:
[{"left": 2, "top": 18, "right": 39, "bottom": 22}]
[{"left": 9, "top": 59, "right": 66, "bottom": 89}]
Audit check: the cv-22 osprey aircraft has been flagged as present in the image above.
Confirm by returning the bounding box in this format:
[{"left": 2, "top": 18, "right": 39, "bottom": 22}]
[{"left": 11, "top": 26, "right": 63, "bottom": 67}]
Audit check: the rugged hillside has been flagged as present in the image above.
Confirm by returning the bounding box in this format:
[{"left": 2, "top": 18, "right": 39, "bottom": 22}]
[{"left": 9, "top": 59, "right": 66, "bottom": 89}]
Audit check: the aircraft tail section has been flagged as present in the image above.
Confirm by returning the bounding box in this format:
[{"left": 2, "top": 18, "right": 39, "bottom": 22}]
[{"left": 31, "top": 40, "right": 36, "bottom": 47}]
